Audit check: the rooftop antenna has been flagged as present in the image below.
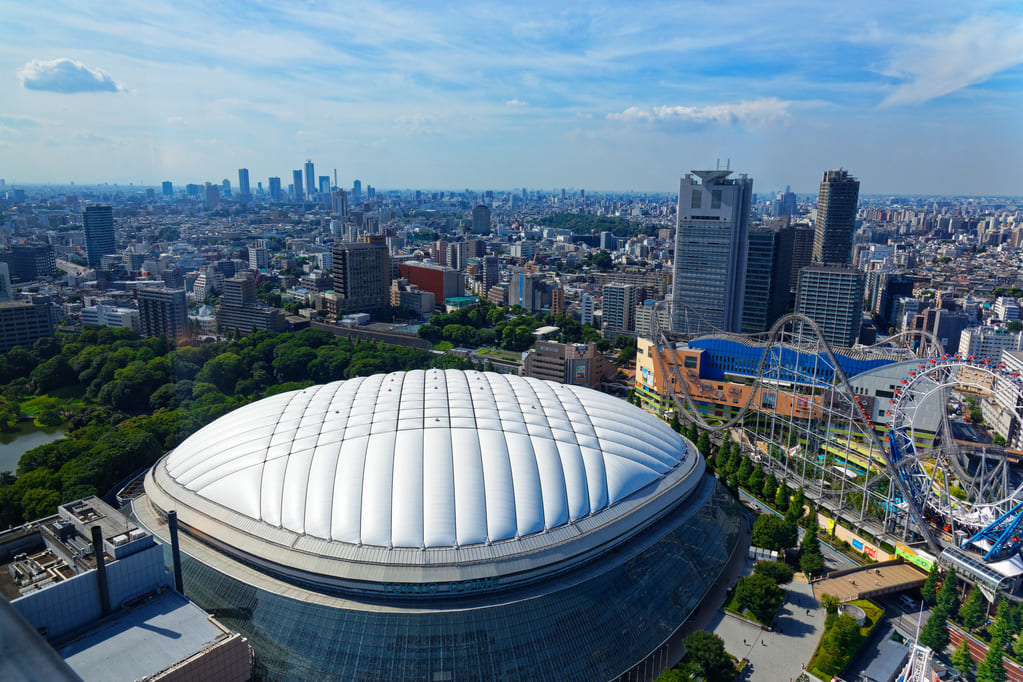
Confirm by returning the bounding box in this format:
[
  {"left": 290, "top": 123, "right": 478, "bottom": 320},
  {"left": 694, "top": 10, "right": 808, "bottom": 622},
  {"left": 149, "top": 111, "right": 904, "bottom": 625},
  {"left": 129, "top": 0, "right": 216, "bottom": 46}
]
[
  {"left": 715, "top": 158, "right": 720, "bottom": 170},
  {"left": 726, "top": 158, "right": 731, "bottom": 171}
]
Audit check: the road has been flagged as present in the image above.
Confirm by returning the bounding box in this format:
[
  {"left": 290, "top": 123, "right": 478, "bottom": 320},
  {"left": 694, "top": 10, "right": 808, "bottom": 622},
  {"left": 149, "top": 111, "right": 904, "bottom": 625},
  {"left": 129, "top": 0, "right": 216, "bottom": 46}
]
[{"left": 737, "top": 488, "right": 857, "bottom": 573}]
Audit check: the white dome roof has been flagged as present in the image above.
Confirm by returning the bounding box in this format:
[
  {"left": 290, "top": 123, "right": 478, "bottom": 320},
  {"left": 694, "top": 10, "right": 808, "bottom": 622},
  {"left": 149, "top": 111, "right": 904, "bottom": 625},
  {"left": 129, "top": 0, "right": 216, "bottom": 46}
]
[{"left": 163, "top": 370, "right": 689, "bottom": 550}]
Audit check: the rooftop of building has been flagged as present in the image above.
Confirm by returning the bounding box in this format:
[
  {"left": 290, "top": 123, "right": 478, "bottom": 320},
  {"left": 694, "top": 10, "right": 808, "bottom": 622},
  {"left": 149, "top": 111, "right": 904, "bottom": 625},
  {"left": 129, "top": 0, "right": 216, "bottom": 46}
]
[
  {"left": 0, "top": 497, "right": 147, "bottom": 602},
  {"left": 56, "top": 590, "right": 238, "bottom": 682}
]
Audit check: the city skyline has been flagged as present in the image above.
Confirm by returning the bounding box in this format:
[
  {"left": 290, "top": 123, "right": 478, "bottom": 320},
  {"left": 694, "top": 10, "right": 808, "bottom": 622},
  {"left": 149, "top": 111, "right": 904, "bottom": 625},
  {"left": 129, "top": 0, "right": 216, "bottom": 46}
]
[{"left": 2, "top": 2, "right": 1022, "bottom": 194}]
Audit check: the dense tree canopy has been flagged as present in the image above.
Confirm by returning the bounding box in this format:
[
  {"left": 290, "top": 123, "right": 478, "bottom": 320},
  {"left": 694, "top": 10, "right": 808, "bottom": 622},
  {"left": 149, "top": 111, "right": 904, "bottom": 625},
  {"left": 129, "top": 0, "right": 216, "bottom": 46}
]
[
  {"left": 752, "top": 513, "right": 798, "bottom": 551},
  {"left": 417, "top": 300, "right": 607, "bottom": 352},
  {"left": 0, "top": 326, "right": 473, "bottom": 527},
  {"left": 734, "top": 573, "right": 785, "bottom": 623},
  {"left": 536, "top": 212, "right": 650, "bottom": 238}
]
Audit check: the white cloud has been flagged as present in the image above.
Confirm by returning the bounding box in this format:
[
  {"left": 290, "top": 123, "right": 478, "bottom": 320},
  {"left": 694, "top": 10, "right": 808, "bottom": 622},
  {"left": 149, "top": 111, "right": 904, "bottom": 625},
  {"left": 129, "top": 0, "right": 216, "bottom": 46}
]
[
  {"left": 608, "top": 98, "right": 791, "bottom": 127},
  {"left": 18, "top": 58, "right": 122, "bottom": 93},
  {"left": 505, "top": 98, "right": 528, "bottom": 107},
  {"left": 879, "top": 17, "right": 1023, "bottom": 107}
]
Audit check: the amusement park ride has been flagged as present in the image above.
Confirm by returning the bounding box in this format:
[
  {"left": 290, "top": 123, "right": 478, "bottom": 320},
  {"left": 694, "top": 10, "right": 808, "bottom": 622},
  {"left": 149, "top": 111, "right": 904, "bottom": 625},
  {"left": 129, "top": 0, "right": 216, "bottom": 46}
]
[{"left": 652, "top": 303, "right": 1023, "bottom": 599}]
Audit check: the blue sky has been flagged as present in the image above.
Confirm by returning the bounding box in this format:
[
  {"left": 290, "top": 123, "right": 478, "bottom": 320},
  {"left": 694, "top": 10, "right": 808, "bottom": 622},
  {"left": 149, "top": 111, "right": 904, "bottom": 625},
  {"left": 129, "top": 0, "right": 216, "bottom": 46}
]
[{"left": 2, "top": 1, "right": 1022, "bottom": 194}]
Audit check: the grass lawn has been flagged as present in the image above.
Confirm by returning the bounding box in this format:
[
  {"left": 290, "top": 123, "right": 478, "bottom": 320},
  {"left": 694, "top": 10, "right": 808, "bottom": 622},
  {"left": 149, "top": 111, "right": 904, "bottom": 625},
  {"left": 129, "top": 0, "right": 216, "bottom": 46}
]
[{"left": 19, "top": 394, "right": 82, "bottom": 427}]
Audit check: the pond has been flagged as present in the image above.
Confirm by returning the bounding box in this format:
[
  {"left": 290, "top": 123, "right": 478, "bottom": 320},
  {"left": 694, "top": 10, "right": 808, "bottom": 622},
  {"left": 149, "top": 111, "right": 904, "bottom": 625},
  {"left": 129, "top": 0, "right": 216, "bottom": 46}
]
[{"left": 0, "top": 423, "right": 66, "bottom": 474}]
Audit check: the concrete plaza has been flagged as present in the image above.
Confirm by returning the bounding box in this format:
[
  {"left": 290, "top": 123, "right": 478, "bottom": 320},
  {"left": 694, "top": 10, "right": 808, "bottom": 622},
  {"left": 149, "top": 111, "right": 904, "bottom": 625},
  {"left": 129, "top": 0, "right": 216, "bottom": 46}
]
[{"left": 708, "top": 569, "right": 828, "bottom": 681}]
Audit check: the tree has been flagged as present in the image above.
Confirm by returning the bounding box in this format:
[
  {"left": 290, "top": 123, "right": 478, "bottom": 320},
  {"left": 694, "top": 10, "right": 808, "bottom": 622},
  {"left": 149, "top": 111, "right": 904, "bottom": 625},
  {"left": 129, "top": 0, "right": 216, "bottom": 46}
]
[
  {"left": 719, "top": 431, "right": 732, "bottom": 460},
  {"left": 800, "top": 528, "right": 825, "bottom": 578},
  {"left": 754, "top": 559, "right": 794, "bottom": 585},
  {"left": 937, "top": 567, "right": 960, "bottom": 617},
  {"left": 959, "top": 587, "right": 986, "bottom": 630},
  {"left": 737, "top": 457, "right": 753, "bottom": 486},
  {"left": 922, "top": 562, "right": 939, "bottom": 606},
  {"left": 919, "top": 604, "right": 950, "bottom": 654},
  {"left": 774, "top": 481, "right": 789, "bottom": 511},
  {"left": 30, "top": 354, "right": 74, "bottom": 393},
  {"left": 989, "top": 599, "right": 1012, "bottom": 645},
  {"left": 752, "top": 513, "right": 798, "bottom": 551},
  {"left": 734, "top": 573, "right": 785, "bottom": 623},
  {"left": 679, "top": 631, "right": 735, "bottom": 682},
  {"left": 697, "top": 431, "right": 711, "bottom": 459},
  {"left": 814, "top": 614, "right": 862, "bottom": 677},
  {"left": 762, "top": 472, "right": 778, "bottom": 502},
  {"left": 976, "top": 636, "right": 1007, "bottom": 682},
  {"left": 821, "top": 593, "right": 839, "bottom": 614},
  {"left": 951, "top": 638, "right": 975, "bottom": 674},
  {"left": 748, "top": 464, "right": 765, "bottom": 496}
]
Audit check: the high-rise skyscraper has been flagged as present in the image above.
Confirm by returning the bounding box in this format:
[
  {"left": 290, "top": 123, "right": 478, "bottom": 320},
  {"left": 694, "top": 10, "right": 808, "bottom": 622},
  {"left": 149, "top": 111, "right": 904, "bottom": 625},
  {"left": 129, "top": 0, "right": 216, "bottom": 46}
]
[
  {"left": 482, "top": 255, "right": 500, "bottom": 293},
  {"left": 83, "top": 205, "right": 115, "bottom": 268},
  {"left": 789, "top": 225, "right": 815, "bottom": 293},
  {"left": 304, "top": 160, "right": 315, "bottom": 200},
  {"left": 238, "top": 168, "right": 250, "bottom": 198},
  {"left": 812, "top": 169, "right": 860, "bottom": 264},
  {"left": 471, "top": 205, "right": 491, "bottom": 234},
  {"left": 318, "top": 176, "right": 330, "bottom": 196},
  {"left": 11, "top": 243, "right": 56, "bottom": 281},
  {"left": 772, "top": 186, "right": 797, "bottom": 217},
  {"left": 670, "top": 169, "right": 752, "bottom": 335},
  {"left": 268, "top": 177, "right": 282, "bottom": 202},
  {"left": 205, "top": 184, "right": 220, "bottom": 210},
  {"left": 293, "top": 170, "right": 304, "bottom": 201},
  {"left": 331, "top": 189, "right": 349, "bottom": 218},
  {"left": 352, "top": 180, "right": 362, "bottom": 204},
  {"left": 332, "top": 240, "right": 390, "bottom": 313},
  {"left": 162, "top": 181, "right": 173, "bottom": 197},
  {"left": 602, "top": 283, "right": 637, "bottom": 340},
  {"left": 138, "top": 287, "right": 189, "bottom": 342},
  {"left": 795, "top": 265, "right": 864, "bottom": 348},
  {"left": 742, "top": 224, "right": 794, "bottom": 333}
]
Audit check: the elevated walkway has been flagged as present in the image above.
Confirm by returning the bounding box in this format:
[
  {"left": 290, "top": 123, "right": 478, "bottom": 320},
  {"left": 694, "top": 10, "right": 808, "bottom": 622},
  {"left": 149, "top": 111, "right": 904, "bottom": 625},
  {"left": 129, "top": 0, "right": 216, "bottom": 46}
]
[{"left": 811, "top": 559, "right": 927, "bottom": 603}]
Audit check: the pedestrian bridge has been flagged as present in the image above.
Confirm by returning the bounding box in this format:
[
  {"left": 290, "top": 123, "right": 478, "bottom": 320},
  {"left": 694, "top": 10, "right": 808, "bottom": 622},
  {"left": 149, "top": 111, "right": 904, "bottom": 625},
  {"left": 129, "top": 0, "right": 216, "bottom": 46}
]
[{"left": 810, "top": 559, "right": 927, "bottom": 603}]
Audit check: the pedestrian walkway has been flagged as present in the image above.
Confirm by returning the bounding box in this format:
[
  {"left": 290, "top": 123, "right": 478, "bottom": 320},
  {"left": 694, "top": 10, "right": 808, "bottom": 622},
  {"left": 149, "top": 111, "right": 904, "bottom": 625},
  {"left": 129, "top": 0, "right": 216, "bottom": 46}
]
[
  {"left": 811, "top": 560, "right": 926, "bottom": 603},
  {"left": 708, "top": 573, "right": 827, "bottom": 681}
]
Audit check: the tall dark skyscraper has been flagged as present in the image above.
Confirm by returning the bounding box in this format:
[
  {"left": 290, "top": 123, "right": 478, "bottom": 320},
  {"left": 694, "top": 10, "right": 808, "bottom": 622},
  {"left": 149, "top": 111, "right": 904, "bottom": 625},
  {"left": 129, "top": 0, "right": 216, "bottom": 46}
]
[
  {"left": 162, "top": 181, "right": 173, "bottom": 197},
  {"left": 83, "top": 205, "right": 116, "bottom": 268},
  {"left": 352, "top": 179, "right": 362, "bottom": 204},
  {"left": 670, "top": 169, "right": 752, "bottom": 335},
  {"left": 772, "top": 186, "right": 797, "bottom": 217},
  {"left": 332, "top": 239, "right": 390, "bottom": 313},
  {"left": 304, "top": 160, "right": 315, "bottom": 199},
  {"left": 138, "top": 287, "right": 189, "bottom": 341},
  {"left": 293, "top": 170, "right": 304, "bottom": 201},
  {"left": 238, "top": 168, "right": 250, "bottom": 197},
  {"left": 742, "top": 224, "right": 794, "bottom": 333},
  {"left": 789, "top": 225, "right": 815, "bottom": 293},
  {"left": 812, "top": 169, "right": 860, "bottom": 264},
  {"left": 471, "top": 205, "right": 491, "bottom": 234},
  {"left": 268, "top": 177, "right": 282, "bottom": 202}
]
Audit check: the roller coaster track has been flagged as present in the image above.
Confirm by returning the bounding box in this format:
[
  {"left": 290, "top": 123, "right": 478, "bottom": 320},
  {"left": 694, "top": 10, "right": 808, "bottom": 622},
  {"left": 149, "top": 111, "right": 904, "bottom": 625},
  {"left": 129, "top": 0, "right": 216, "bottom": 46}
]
[{"left": 651, "top": 303, "right": 945, "bottom": 553}]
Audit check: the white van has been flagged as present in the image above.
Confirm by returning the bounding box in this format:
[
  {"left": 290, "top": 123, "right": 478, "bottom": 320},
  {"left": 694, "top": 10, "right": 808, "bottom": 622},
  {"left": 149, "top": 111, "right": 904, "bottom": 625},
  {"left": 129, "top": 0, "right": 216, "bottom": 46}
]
[{"left": 899, "top": 594, "right": 916, "bottom": 610}]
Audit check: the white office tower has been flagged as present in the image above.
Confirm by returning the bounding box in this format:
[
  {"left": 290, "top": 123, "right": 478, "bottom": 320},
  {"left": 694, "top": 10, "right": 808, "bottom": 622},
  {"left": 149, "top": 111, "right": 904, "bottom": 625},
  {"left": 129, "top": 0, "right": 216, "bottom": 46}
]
[
  {"left": 670, "top": 170, "right": 752, "bottom": 335},
  {"left": 581, "top": 293, "right": 595, "bottom": 326}
]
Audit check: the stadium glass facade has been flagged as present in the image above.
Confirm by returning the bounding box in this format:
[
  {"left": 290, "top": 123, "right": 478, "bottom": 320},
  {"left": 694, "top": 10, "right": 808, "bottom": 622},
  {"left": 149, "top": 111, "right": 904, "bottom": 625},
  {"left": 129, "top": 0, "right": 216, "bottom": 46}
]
[{"left": 150, "top": 476, "right": 740, "bottom": 681}]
